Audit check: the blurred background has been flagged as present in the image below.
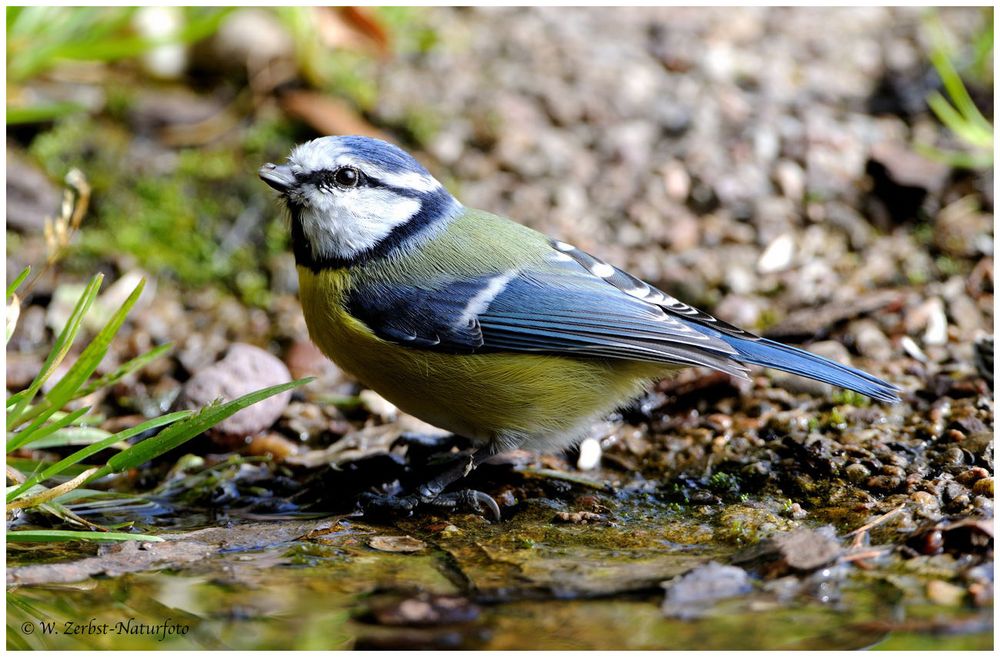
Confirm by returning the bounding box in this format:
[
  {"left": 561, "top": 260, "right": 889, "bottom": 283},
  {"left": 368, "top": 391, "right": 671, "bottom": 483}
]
[
  {"left": 7, "top": 7, "right": 993, "bottom": 316},
  {"left": 6, "top": 6, "right": 995, "bottom": 650}
]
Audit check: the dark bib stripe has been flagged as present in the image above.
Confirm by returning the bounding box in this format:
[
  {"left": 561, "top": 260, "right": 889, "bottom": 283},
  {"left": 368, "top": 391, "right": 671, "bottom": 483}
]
[{"left": 290, "top": 186, "right": 456, "bottom": 272}]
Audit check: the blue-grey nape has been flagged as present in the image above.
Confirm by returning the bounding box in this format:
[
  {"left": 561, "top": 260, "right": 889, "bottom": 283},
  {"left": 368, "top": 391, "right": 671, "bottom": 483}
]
[
  {"left": 297, "top": 135, "right": 435, "bottom": 180},
  {"left": 337, "top": 136, "right": 433, "bottom": 175}
]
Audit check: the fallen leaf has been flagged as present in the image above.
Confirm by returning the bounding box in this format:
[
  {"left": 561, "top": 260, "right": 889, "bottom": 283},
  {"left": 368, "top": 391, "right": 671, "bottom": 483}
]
[
  {"left": 279, "top": 90, "right": 391, "bottom": 141},
  {"left": 369, "top": 535, "right": 427, "bottom": 553}
]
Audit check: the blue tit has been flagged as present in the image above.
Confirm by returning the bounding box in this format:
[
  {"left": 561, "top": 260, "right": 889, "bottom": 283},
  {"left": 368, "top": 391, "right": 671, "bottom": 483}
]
[{"left": 260, "top": 135, "right": 900, "bottom": 518}]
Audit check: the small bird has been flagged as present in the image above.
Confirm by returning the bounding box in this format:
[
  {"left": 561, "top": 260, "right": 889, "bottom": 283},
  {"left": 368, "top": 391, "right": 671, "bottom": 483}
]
[{"left": 260, "top": 136, "right": 900, "bottom": 519}]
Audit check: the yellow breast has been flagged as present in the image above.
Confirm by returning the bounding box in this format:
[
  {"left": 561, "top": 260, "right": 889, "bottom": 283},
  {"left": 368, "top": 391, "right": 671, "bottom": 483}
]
[{"left": 297, "top": 267, "right": 667, "bottom": 448}]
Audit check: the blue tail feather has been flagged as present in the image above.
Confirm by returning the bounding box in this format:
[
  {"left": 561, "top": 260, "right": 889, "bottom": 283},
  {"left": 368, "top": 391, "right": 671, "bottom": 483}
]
[{"left": 721, "top": 336, "right": 901, "bottom": 404}]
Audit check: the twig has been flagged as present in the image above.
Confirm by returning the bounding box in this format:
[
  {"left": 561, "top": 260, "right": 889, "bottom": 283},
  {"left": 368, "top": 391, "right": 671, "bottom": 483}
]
[{"left": 844, "top": 504, "right": 906, "bottom": 549}]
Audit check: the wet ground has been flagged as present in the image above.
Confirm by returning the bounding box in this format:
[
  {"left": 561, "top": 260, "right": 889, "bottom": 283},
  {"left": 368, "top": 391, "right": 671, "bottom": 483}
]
[
  {"left": 8, "top": 491, "right": 993, "bottom": 650},
  {"left": 6, "top": 6, "right": 994, "bottom": 651}
]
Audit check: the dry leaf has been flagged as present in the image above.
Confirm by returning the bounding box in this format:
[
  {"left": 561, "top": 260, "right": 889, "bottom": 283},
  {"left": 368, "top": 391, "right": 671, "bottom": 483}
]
[
  {"left": 314, "top": 7, "right": 390, "bottom": 57},
  {"left": 279, "top": 90, "right": 391, "bottom": 141},
  {"left": 369, "top": 535, "right": 427, "bottom": 553}
]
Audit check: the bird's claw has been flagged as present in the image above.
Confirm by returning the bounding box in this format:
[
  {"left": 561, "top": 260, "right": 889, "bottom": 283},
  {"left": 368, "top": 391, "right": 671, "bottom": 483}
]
[
  {"left": 358, "top": 488, "right": 501, "bottom": 522},
  {"left": 428, "top": 489, "right": 502, "bottom": 521}
]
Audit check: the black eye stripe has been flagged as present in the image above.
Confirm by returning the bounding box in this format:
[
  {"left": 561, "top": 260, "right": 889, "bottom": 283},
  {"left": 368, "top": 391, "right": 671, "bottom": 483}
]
[{"left": 297, "top": 167, "right": 369, "bottom": 189}]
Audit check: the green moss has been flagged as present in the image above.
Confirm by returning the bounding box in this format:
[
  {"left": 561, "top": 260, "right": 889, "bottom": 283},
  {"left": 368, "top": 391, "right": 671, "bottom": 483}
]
[
  {"left": 376, "top": 6, "right": 440, "bottom": 54},
  {"left": 320, "top": 51, "right": 380, "bottom": 110},
  {"left": 714, "top": 504, "right": 793, "bottom": 546},
  {"left": 906, "top": 267, "right": 929, "bottom": 286},
  {"left": 755, "top": 307, "right": 781, "bottom": 332},
  {"left": 27, "top": 116, "right": 294, "bottom": 306},
  {"left": 708, "top": 471, "right": 740, "bottom": 496},
  {"left": 912, "top": 221, "right": 934, "bottom": 246},
  {"left": 398, "top": 107, "right": 443, "bottom": 147},
  {"left": 831, "top": 389, "right": 871, "bottom": 407},
  {"left": 935, "top": 255, "right": 965, "bottom": 277},
  {"left": 825, "top": 407, "right": 848, "bottom": 428}
]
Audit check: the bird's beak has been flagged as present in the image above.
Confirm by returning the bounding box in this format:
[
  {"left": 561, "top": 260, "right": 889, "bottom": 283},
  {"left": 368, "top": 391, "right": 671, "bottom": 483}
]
[{"left": 259, "top": 163, "right": 296, "bottom": 193}]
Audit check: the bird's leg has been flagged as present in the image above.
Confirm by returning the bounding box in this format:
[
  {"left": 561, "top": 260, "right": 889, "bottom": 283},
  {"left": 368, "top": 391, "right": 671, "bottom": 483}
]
[{"left": 359, "top": 444, "right": 501, "bottom": 521}]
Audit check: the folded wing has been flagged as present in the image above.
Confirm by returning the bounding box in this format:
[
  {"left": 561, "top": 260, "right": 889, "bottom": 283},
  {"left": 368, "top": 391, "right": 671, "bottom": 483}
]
[{"left": 345, "top": 238, "right": 900, "bottom": 403}]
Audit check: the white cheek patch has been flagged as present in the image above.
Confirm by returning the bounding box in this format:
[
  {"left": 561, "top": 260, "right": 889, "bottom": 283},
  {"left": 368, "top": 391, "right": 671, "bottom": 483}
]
[{"left": 299, "top": 186, "right": 421, "bottom": 260}]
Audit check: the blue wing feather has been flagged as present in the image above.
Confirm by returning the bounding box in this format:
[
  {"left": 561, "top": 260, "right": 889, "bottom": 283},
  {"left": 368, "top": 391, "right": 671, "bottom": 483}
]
[
  {"left": 343, "top": 237, "right": 899, "bottom": 403},
  {"left": 718, "top": 336, "right": 901, "bottom": 403}
]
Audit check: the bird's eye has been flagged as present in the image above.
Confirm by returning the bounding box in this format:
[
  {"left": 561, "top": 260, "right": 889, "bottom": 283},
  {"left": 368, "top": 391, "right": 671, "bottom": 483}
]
[{"left": 333, "top": 166, "right": 360, "bottom": 188}]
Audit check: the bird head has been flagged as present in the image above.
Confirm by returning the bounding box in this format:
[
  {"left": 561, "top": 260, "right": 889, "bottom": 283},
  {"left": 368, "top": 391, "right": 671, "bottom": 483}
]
[{"left": 260, "top": 135, "right": 458, "bottom": 267}]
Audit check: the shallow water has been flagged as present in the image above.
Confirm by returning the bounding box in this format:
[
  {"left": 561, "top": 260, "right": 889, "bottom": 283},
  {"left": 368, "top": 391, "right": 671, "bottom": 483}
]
[{"left": 7, "top": 497, "right": 992, "bottom": 650}]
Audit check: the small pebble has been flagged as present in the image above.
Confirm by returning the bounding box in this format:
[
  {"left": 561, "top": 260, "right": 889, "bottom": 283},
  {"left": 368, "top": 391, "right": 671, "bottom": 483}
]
[
  {"left": 972, "top": 478, "right": 993, "bottom": 497},
  {"left": 955, "top": 467, "right": 990, "bottom": 486},
  {"left": 180, "top": 343, "right": 293, "bottom": 443},
  {"left": 845, "top": 463, "right": 871, "bottom": 483},
  {"left": 926, "top": 580, "right": 966, "bottom": 606},
  {"left": 900, "top": 336, "right": 927, "bottom": 362},
  {"left": 849, "top": 319, "right": 893, "bottom": 361},
  {"left": 576, "top": 437, "right": 602, "bottom": 471},
  {"left": 923, "top": 299, "right": 949, "bottom": 346},
  {"left": 757, "top": 233, "right": 796, "bottom": 274},
  {"left": 662, "top": 160, "right": 691, "bottom": 201},
  {"left": 247, "top": 432, "right": 300, "bottom": 461},
  {"left": 360, "top": 390, "right": 398, "bottom": 421},
  {"left": 910, "top": 490, "right": 939, "bottom": 510},
  {"left": 133, "top": 7, "right": 187, "bottom": 79},
  {"left": 866, "top": 475, "right": 903, "bottom": 492},
  {"left": 881, "top": 465, "right": 905, "bottom": 479}
]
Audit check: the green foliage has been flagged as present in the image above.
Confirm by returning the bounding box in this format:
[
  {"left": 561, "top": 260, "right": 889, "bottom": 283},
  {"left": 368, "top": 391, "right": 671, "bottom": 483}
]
[
  {"left": 708, "top": 471, "right": 740, "bottom": 496},
  {"left": 916, "top": 12, "right": 994, "bottom": 169},
  {"left": 376, "top": 6, "right": 441, "bottom": 54},
  {"left": 7, "top": 530, "right": 164, "bottom": 543},
  {"left": 830, "top": 389, "right": 871, "bottom": 408},
  {"left": 7, "top": 7, "right": 232, "bottom": 121},
  {"left": 28, "top": 117, "right": 295, "bottom": 305},
  {"left": 6, "top": 271, "right": 310, "bottom": 543}
]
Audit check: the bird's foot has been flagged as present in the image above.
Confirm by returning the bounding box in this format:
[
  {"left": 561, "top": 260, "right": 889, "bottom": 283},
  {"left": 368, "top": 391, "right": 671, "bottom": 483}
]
[
  {"left": 358, "top": 488, "right": 501, "bottom": 522},
  {"left": 428, "top": 489, "right": 501, "bottom": 520}
]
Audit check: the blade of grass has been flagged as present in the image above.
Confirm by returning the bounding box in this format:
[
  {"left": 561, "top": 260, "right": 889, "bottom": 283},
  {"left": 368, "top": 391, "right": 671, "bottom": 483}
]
[
  {"left": 927, "top": 18, "right": 993, "bottom": 135},
  {"left": 34, "top": 499, "right": 109, "bottom": 530},
  {"left": 915, "top": 142, "right": 995, "bottom": 170},
  {"left": 7, "top": 273, "right": 102, "bottom": 429},
  {"left": 7, "top": 411, "right": 191, "bottom": 502},
  {"left": 9, "top": 278, "right": 144, "bottom": 434},
  {"left": 7, "top": 292, "right": 20, "bottom": 343},
  {"left": 7, "top": 266, "right": 30, "bottom": 300},
  {"left": 23, "top": 426, "right": 113, "bottom": 449},
  {"left": 6, "top": 389, "right": 30, "bottom": 409},
  {"left": 7, "top": 467, "right": 97, "bottom": 511},
  {"left": 87, "top": 378, "right": 311, "bottom": 482},
  {"left": 7, "top": 529, "right": 162, "bottom": 543},
  {"left": 927, "top": 92, "right": 993, "bottom": 147},
  {"left": 9, "top": 8, "right": 231, "bottom": 80},
  {"left": 7, "top": 457, "right": 92, "bottom": 479},
  {"left": 6, "top": 101, "right": 85, "bottom": 125},
  {"left": 6, "top": 405, "right": 91, "bottom": 453}
]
